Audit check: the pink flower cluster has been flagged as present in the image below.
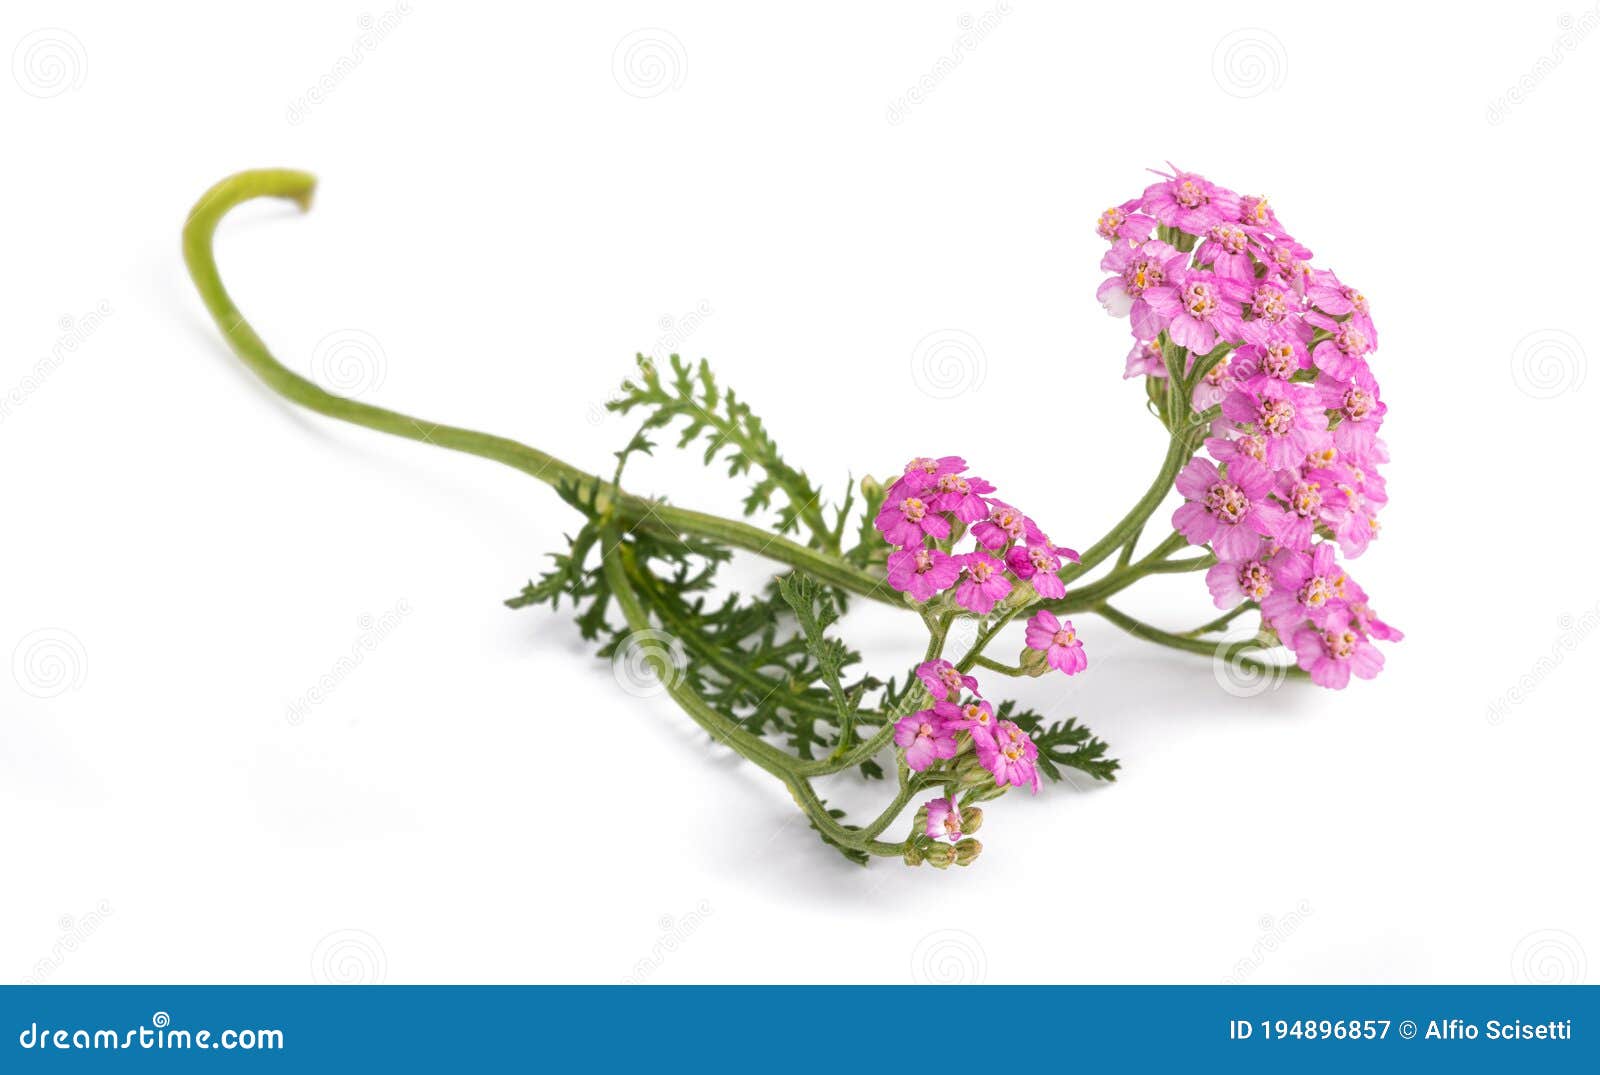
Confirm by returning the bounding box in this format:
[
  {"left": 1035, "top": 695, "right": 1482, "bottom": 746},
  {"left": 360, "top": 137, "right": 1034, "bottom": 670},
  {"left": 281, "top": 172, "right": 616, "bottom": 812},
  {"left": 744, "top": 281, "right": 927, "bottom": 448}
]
[
  {"left": 1097, "top": 165, "right": 1401, "bottom": 689},
  {"left": 895, "top": 659, "right": 1041, "bottom": 793},
  {"left": 877, "top": 456, "right": 1080, "bottom": 614}
]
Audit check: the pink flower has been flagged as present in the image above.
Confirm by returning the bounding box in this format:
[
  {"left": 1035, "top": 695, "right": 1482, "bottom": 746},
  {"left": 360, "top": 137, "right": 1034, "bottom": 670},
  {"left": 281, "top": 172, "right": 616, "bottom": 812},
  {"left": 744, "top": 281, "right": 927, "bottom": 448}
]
[
  {"left": 1234, "top": 327, "right": 1309, "bottom": 383},
  {"left": 1237, "top": 193, "right": 1285, "bottom": 234},
  {"left": 1195, "top": 223, "right": 1254, "bottom": 282},
  {"left": 1220, "top": 377, "right": 1329, "bottom": 473},
  {"left": 1140, "top": 165, "right": 1240, "bottom": 235},
  {"left": 1024, "top": 609, "right": 1087, "bottom": 675},
  {"left": 1191, "top": 352, "right": 1240, "bottom": 410},
  {"left": 1348, "top": 601, "right": 1404, "bottom": 643},
  {"left": 1172, "top": 456, "right": 1276, "bottom": 561},
  {"left": 924, "top": 796, "right": 963, "bottom": 842},
  {"left": 1205, "top": 430, "right": 1268, "bottom": 469},
  {"left": 1098, "top": 239, "right": 1188, "bottom": 338},
  {"left": 1308, "top": 312, "right": 1373, "bottom": 380},
  {"left": 1263, "top": 544, "right": 1359, "bottom": 636},
  {"left": 875, "top": 491, "right": 951, "bottom": 547},
  {"left": 1125, "top": 338, "right": 1167, "bottom": 379},
  {"left": 1306, "top": 269, "right": 1374, "bottom": 342},
  {"left": 886, "top": 545, "right": 961, "bottom": 601},
  {"left": 1316, "top": 362, "right": 1386, "bottom": 455},
  {"left": 940, "top": 697, "right": 997, "bottom": 744},
  {"left": 971, "top": 501, "right": 1040, "bottom": 550},
  {"left": 954, "top": 551, "right": 1012, "bottom": 614},
  {"left": 1205, "top": 551, "right": 1275, "bottom": 609},
  {"left": 1005, "top": 542, "right": 1075, "bottom": 600},
  {"left": 916, "top": 659, "right": 979, "bottom": 702},
  {"left": 1291, "top": 608, "right": 1384, "bottom": 689},
  {"left": 895, "top": 709, "right": 959, "bottom": 771},
  {"left": 1141, "top": 269, "right": 1249, "bottom": 354},
  {"left": 977, "top": 719, "right": 1042, "bottom": 793},
  {"left": 1269, "top": 472, "right": 1328, "bottom": 551},
  {"left": 1096, "top": 201, "right": 1156, "bottom": 243},
  {"left": 1260, "top": 237, "right": 1315, "bottom": 289},
  {"left": 1244, "top": 279, "right": 1303, "bottom": 326},
  {"left": 928, "top": 471, "right": 995, "bottom": 523},
  {"left": 897, "top": 456, "right": 967, "bottom": 492}
]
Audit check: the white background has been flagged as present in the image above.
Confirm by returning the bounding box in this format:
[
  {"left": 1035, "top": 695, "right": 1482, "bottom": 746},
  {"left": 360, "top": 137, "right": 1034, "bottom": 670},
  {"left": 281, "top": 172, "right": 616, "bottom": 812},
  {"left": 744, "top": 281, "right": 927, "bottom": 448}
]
[{"left": 3, "top": 1, "right": 1596, "bottom": 985}]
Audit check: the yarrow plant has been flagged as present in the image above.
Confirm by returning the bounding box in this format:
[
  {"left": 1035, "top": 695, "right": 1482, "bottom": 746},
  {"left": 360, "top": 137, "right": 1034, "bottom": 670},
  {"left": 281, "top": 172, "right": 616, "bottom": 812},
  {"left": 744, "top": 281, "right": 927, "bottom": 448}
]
[
  {"left": 182, "top": 165, "right": 1397, "bottom": 869},
  {"left": 1098, "top": 163, "right": 1401, "bottom": 689}
]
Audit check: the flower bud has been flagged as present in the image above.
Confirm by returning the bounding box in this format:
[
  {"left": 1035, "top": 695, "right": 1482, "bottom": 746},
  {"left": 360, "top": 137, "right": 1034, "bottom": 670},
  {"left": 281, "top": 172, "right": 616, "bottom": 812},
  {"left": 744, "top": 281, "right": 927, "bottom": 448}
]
[
  {"left": 902, "top": 844, "right": 925, "bottom": 867},
  {"left": 960, "top": 806, "right": 984, "bottom": 836},
  {"left": 1018, "top": 645, "right": 1051, "bottom": 678},
  {"left": 955, "top": 838, "right": 983, "bottom": 866},
  {"left": 924, "top": 843, "right": 954, "bottom": 869}
]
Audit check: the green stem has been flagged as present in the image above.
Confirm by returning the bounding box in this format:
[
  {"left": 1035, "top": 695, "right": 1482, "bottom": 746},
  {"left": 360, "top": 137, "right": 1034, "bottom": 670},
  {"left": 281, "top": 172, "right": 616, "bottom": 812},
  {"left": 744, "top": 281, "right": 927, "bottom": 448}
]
[
  {"left": 182, "top": 169, "right": 892, "bottom": 606},
  {"left": 1059, "top": 433, "right": 1196, "bottom": 584},
  {"left": 628, "top": 562, "right": 882, "bottom": 730},
  {"left": 1051, "top": 533, "right": 1210, "bottom": 614},
  {"left": 601, "top": 538, "right": 904, "bottom": 856},
  {"left": 1091, "top": 602, "right": 1307, "bottom": 679},
  {"left": 1185, "top": 602, "right": 1256, "bottom": 638},
  {"left": 971, "top": 655, "right": 1026, "bottom": 677}
]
